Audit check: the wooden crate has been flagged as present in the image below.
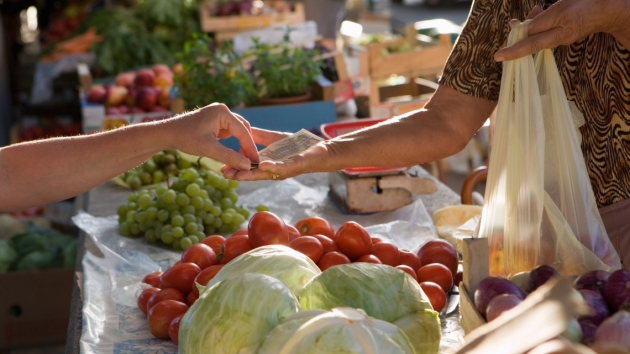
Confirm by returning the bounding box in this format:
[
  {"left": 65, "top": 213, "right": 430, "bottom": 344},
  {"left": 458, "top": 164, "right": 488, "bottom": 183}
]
[
  {"left": 362, "top": 77, "right": 437, "bottom": 119},
  {"left": 460, "top": 237, "right": 490, "bottom": 334},
  {"left": 200, "top": 2, "right": 305, "bottom": 35}
]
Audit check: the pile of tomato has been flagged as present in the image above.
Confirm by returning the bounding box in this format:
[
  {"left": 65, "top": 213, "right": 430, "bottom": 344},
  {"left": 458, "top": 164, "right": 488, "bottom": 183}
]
[{"left": 136, "top": 211, "right": 462, "bottom": 343}]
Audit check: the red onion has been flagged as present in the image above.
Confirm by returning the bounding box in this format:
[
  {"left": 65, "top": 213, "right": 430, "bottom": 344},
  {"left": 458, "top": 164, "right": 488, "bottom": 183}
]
[
  {"left": 579, "top": 320, "right": 597, "bottom": 345},
  {"left": 486, "top": 294, "right": 523, "bottom": 322},
  {"left": 603, "top": 269, "right": 630, "bottom": 311},
  {"left": 474, "top": 276, "right": 527, "bottom": 318},
  {"left": 594, "top": 310, "right": 630, "bottom": 349},
  {"left": 528, "top": 264, "right": 559, "bottom": 292},
  {"left": 577, "top": 289, "right": 610, "bottom": 325},
  {"left": 574, "top": 270, "right": 610, "bottom": 296}
]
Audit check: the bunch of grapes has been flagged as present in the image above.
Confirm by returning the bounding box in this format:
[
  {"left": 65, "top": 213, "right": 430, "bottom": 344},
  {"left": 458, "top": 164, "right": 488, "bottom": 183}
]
[
  {"left": 118, "top": 150, "right": 190, "bottom": 189},
  {"left": 116, "top": 167, "right": 249, "bottom": 250}
]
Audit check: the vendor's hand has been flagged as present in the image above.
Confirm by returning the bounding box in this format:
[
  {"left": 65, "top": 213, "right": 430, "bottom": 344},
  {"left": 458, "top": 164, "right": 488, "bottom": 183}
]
[
  {"left": 494, "top": 0, "right": 630, "bottom": 61},
  {"left": 166, "top": 103, "right": 258, "bottom": 171}
]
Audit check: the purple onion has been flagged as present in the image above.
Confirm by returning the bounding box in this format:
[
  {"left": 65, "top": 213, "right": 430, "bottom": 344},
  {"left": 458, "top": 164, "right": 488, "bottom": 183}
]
[
  {"left": 474, "top": 276, "right": 527, "bottom": 318},
  {"left": 603, "top": 269, "right": 630, "bottom": 311},
  {"left": 594, "top": 310, "right": 630, "bottom": 349},
  {"left": 574, "top": 270, "right": 610, "bottom": 296},
  {"left": 579, "top": 320, "right": 597, "bottom": 345},
  {"left": 486, "top": 294, "right": 523, "bottom": 322},
  {"left": 528, "top": 264, "right": 559, "bottom": 292},
  {"left": 578, "top": 289, "right": 610, "bottom": 325}
]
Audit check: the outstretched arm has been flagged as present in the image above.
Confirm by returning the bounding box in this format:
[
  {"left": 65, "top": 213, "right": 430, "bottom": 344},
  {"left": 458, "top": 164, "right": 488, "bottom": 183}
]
[{"left": 0, "top": 103, "right": 258, "bottom": 212}]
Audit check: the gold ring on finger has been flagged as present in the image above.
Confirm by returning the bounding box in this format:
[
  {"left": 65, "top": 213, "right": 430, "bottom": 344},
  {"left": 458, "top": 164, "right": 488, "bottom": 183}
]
[{"left": 272, "top": 174, "right": 280, "bottom": 180}]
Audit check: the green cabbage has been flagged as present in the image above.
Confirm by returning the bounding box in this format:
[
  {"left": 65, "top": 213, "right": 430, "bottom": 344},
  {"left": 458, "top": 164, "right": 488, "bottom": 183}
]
[
  {"left": 179, "top": 273, "right": 300, "bottom": 354},
  {"left": 393, "top": 310, "right": 442, "bottom": 354},
  {"left": 0, "top": 240, "right": 16, "bottom": 273},
  {"left": 205, "top": 245, "right": 321, "bottom": 297},
  {"left": 259, "top": 308, "right": 417, "bottom": 354},
  {"left": 299, "top": 263, "right": 433, "bottom": 322}
]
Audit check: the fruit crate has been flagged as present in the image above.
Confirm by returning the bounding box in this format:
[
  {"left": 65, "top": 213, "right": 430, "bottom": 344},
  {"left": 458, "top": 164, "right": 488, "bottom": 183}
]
[
  {"left": 199, "top": 2, "right": 305, "bottom": 36},
  {"left": 459, "top": 237, "right": 490, "bottom": 334}
]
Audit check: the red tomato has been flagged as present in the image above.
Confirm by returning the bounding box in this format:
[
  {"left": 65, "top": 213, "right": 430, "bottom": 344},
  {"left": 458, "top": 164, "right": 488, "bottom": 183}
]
[
  {"left": 142, "top": 272, "right": 162, "bottom": 288},
  {"left": 335, "top": 221, "right": 372, "bottom": 261},
  {"left": 148, "top": 300, "right": 189, "bottom": 339},
  {"left": 160, "top": 263, "right": 201, "bottom": 294},
  {"left": 248, "top": 211, "right": 289, "bottom": 248},
  {"left": 416, "top": 263, "right": 454, "bottom": 293},
  {"left": 289, "top": 236, "right": 324, "bottom": 263},
  {"left": 312, "top": 234, "right": 339, "bottom": 254},
  {"left": 371, "top": 237, "right": 382, "bottom": 244},
  {"left": 172, "top": 261, "right": 181, "bottom": 267},
  {"left": 396, "top": 265, "right": 418, "bottom": 281},
  {"left": 286, "top": 225, "right": 300, "bottom": 241},
  {"left": 398, "top": 250, "right": 423, "bottom": 272},
  {"left": 186, "top": 291, "right": 198, "bottom": 306},
  {"left": 371, "top": 242, "right": 400, "bottom": 266},
  {"left": 192, "top": 264, "right": 224, "bottom": 297},
  {"left": 419, "top": 281, "right": 447, "bottom": 312},
  {"left": 137, "top": 287, "right": 160, "bottom": 315},
  {"left": 356, "top": 254, "right": 382, "bottom": 264},
  {"left": 318, "top": 251, "right": 351, "bottom": 271},
  {"left": 232, "top": 229, "right": 248, "bottom": 237},
  {"left": 181, "top": 243, "right": 218, "bottom": 270},
  {"left": 454, "top": 271, "right": 463, "bottom": 287},
  {"left": 168, "top": 313, "right": 185, "bottom": 344},
  {"left": 201, "top": 235, "right": 226, "bottom": 255},
  {"left": 221, "top": 234, "right": 253, "bottom": 264},
  {"left": 295, "top": 216, "right": 335, "bottom": 239},
  {"left": 417, "top": 239, "right": 459, "bottom": 276},
  {"left": 146, "top": 288, "right": 185, "bottom": 314}
]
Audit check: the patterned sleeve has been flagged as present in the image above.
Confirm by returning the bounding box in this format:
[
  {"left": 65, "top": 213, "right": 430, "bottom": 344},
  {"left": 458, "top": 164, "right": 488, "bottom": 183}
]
[{"left": 439, "top": 0, "right": 527, "bottom": 101}]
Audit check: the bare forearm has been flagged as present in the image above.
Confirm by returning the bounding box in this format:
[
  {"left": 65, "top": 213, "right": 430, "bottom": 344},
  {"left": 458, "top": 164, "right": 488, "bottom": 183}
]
[{"left": 0, "top": 122, "right": 169, "bottom": 212}]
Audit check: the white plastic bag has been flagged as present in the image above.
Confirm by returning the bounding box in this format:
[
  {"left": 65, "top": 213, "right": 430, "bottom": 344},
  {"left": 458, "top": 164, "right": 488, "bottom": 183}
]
[{"left": 478, "top": 21, "right": 621, "bottom": 276}]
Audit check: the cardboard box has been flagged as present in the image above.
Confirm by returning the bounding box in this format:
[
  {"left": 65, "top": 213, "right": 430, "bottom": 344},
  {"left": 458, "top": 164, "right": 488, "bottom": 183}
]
[
  {"left": 199, "top": 2, "right": 305, "bottom": 33},
  {"left": 0, "top": 268, "right": 74, "bottom": 349}
]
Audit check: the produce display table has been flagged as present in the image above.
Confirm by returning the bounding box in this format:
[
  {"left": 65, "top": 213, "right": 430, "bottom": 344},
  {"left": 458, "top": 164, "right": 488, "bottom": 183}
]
[{"left": 65, "top": 167, "right": 462, "bottom": 353}]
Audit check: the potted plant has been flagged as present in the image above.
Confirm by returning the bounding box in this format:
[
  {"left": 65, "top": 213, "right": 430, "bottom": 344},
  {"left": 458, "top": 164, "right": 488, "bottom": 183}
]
[
  {"left": 175, "top": 34, "right": 256, "bottom": 110},
  {"left": 249, "top": 32, "right": 322, "bottom": 106}
]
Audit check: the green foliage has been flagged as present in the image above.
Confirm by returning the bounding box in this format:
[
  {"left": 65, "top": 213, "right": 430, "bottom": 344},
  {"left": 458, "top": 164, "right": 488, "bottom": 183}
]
[
  {"left": 251, "top": 32, "right": 322, "bottom": 98},
  {"left": 135, "top": 0, "right": 200, "bottom": 54},
  {"left": 175, "top": 34, "right": 256, "bottom": 110}
]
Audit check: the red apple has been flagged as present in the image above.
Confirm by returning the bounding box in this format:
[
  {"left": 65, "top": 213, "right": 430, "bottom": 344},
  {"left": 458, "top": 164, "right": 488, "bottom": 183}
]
[
  {"left": 158, "top": 87, "right": 170, "bottom": 108},
  {"left": 130, "top": 107, "right": 145, "bottom": 114},
  {"left": 135, "top": 69, "right": 156, "bottom": 87},
  {"left": 86, "top": 85, "right": 107, "bottom": 104},
  {"left": 105, "top": 107, "right": 121, "bottom": 115},
  {"left": 136, "top": 87, "right": 157, "bottom": 111},
  {"left": 155, "top": 74, "right": 174, "bottom": 88},
  {"left": 118, "top": 105, "right": 129, "bottom": 114},
  {"left": 115, "top": 71, "right": 136, "bottom": 87},
  {"left": 152, "top": 64, "right": 172, "bottom": 77},
  {"left": 150, "top": 106, "right": 168, "bottom": 113},
  {"left": 105, "top": 86, "right": 128, "bottom": 107}
]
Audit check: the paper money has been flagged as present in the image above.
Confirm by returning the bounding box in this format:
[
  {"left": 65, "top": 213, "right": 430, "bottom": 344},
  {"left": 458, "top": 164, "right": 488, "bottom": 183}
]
[{"left": 257, "top": 129, "right": 324, "bottom": 162}]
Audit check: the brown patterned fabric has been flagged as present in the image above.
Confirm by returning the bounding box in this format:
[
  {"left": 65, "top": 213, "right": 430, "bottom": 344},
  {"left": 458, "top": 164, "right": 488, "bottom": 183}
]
[{"left": 439, "top": 0, "right": 630, "bottom": 207}]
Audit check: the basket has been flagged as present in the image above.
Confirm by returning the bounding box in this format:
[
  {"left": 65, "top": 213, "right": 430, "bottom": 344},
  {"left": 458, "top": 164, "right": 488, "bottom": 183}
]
[{"left": 320, "top": 118, "right": 408, "bottom": 176}]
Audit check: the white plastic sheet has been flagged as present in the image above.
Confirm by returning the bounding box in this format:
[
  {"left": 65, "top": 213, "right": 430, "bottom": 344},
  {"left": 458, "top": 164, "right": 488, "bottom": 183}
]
[{"left": 74, "top": 174, "right": 463, "bottom": 353}]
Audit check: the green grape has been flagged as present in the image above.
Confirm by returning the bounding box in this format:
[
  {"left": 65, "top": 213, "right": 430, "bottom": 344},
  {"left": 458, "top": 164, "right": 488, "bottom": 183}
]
[
  {"left": 191, "top": 196, "right": 204, "bottom": 210},
  {"left": 138, "top": 222, "right": 149, "bottom": 233},
  {"left": 183, "top": 168, "right": 199, "bottom": 182},
  {"left": 194, "top": 231, "right": 205, "bottom": 239},
  {"left": 177, "top": 157, "right": 192, "bottom": 169},
  {"left": 214, "top": 190, "right": 223, "bottom": 200},
  {"left": 213, "top": 218, "right": 223, "bottom": 229},
  {"left": 163, "top": 190, "right": 176, "bottom": 204},
  {"left": 118, "top": 222, "right": 131, "bottom": 236},
  {"left": 196, "top": 218, "right": 203, "bottom": 225},
  {"left": 139, "top": 172, "right": 152, "bottom": 185},
  {"left": 220, "top": 198, "right": 233, "bottom": 210},
  {"left": 209, "top": 206, "right": 221, "bottom": 217},
  {"left": 205, "top": 172, "right": 221, "bottom": 188},
  {"left": 225, "top": 190, "right": 238, "bottom": 204},
  {"left": 146, "top": 207, "right": 158, "bottom": 221},
  {"left": 170, "top": 210, "right": 181, "bottom": 219},
  {"left": 172, "top": 238, "right": 181, "bottom": 250},
  {"left": 205, "top": 226, "right": 216, "bottom": 235},
  {"left": 182, "top": 205, "right": 196, "bottom": 215},
  {"left": 228, "top": 179, "right": 239, "bottom": 189},
  {"left": 138, "top": 194, "right": 151, "bottom": 210},
  {"left": 171, "top": 179, "right": 188, "bottom": 192},
  {"left": 128, "top": 193, "right": 138, "bottom": 203},
  {"left": 183, "top": 214, "right": 196, "bottom": 224},
  {"left": 154, "top": 223, "right": 163, "bottom": 235},
  {"left": 127, "top": 176, "right": 142, "bottom": 189},
  {"left": 185, "top": 223, "right": 198, "bottom": 234},
  {"left": 138, "top": 189, "right": 150, "bottom": 195},
  {"left": 193, "top": 177, "right": 205, "bottom": 187},
  {"left": 238, "top": 208, "right": 250, "bottom": 218},
  {"left": 171, "top": 215, "right": 185, "bottom": 227},
  {"left": 166, "top": 204, "right": 179, "bottom": 212},
  {"left": 256, "top": 205, "right": 269, "bottom": 212},
  {"left": 188, "top": 235, "right": 200, "bottom": 244},
  {"left": 156, "top": 197, "right": 166, "bottom": 209},
  {"left": 127, "top": 202, "right": 138, "bottom": 211},
  {"left": 224, "top": 208, "right": 237, "bottom": 215},
  {"left": 130, "top": 223, "right": 141, "bottom": 236},
  {"left": 176, "top": 193, "right": 191, "bottom": 207},
  {"left": 126, "top": 210, "right": 137, "bottom": 222},
  {"left": 144, "top": 158, "right": 157, "bottom": 173},
  {"left": 135, "top": 211, "right": 147, "bottom": 224},
  {"left": 153, "top": 170, "right": 166, "bottom": 183},
  {"left": 149, "top": 200, "right": 157, "bottom": 208},
  {"left": 157, "top": 209, "right": 169, "bottom": 222},
  {"left": 203, "top": 199, "right": 214, "bottom": 212},
  {"left": 118, "top": 215, "right": 127, "bottom": 223},
  {"left": 172, "top": 226, "right": 184, "bottom": 238},
  {"left": 162, "top": 151, "right": 177, "bottom": 164},
  {"left": 219, "top": 224, "right": 232, "bottom": 234},
  {"left": 217, "top": 178, "right": 230, "bottom": 191},
  {"left": 145, "top": 229, "right": 158, "bottom": 243},
  {"left": 162, "top": 225, "right": 173, "bottom": 234},
  {"left": 195, "top": 210, "right": 208, "bottom": 219},
  {"left": 153, "top": 151, "right": 164, "bottom": 163},
  {"left": 117, "top": 204, "right": 128, "bottom": 218},
  {"left": 221, "top": 213, "right": 233, "bottom": 224},
  {"left": 203, "top": 214, "right": 215, "bottom": 225},
  {"left": 204, "top": 185, "right": 216, "bottom": 196},
  {"left": 186, "top": 183, "right": 200, "bottom": 197},
  {"left": 198, "top": 190, "right": 209, "bottom": 199},
  {"left": 156, "top": 185, "right": 168, "bottom": 196},
  {"left": 180, "top": 237, "right": 193, "bottom": 250},
  {"left": 232, "top": 213, "right": 245, "bottom": 226},
  {"left": 161, "top": 232, "right": 175, "bottom": 244},
  {"left": 228, "top": 223, "right": 240, "bottom": 233}
]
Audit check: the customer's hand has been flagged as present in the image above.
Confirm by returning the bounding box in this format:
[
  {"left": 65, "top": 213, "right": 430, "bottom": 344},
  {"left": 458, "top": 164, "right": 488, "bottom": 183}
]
[
  {"left": 221, "top": 127, "right": 332, "bottom": 181},
  {"left": 494, "top": 0, "right": 630, "bottom": 61},
  {"left": 166, "top": 103, "right": 259, "bottom": 170}
]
